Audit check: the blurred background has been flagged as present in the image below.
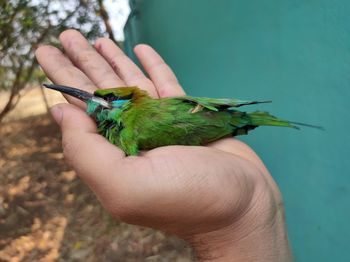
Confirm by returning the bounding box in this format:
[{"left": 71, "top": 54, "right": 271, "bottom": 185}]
[
  {"left": 1, "top": 0, "right": 349, "bottom": 261},
  {"left": 0, "top": 0, "right": 190, "bottom": 261}
]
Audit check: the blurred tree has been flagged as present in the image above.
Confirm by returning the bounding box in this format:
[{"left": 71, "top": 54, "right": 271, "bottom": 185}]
[
  {"left": 0, "top": 0, "right": 117, "bottom": 122},
  {"left": 79, "top": 0, "right": 118, "bottom": 43}
]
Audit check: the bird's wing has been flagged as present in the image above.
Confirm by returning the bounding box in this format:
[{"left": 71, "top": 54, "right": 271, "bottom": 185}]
[{"left": 173, "top": 96, "right": 271, "bottom": 112}]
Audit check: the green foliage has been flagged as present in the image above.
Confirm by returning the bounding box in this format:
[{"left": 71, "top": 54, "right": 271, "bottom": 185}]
[{"left": 0, "top": 0, "right": 114, "bottom": 121}]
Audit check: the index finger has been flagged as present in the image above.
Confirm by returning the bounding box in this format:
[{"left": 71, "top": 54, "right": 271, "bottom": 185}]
[
  {"left": 35, "top": 45, "right": 97, "bottom": 108},
  {"left": 59, "top": 30, "right": 126, "bottom": 89}
]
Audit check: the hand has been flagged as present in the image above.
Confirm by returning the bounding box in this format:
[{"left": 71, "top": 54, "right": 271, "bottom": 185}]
[{"left": 35, "top": 29, "right": 292, "bottom": 261}]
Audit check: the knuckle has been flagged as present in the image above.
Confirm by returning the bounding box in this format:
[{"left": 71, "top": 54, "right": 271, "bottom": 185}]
[
  {"left": 61, "top": 135, "right": 79, "bottom": 166},
  {"left": 110, "top": 58, "right": 122, "bottom": 75},
  {"left": 124, "top": 70, "right": 145, "bottom": 83},
  {"left": 148, "top": 61, "right": 166, "bottom": 73},
  {"left": 75, "top": 49, "right": 96, "bottom": 66}
]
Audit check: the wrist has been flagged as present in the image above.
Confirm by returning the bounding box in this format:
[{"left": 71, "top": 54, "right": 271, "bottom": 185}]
[{"left": 187, "top": 185, "right": 293, "bottom": 262}]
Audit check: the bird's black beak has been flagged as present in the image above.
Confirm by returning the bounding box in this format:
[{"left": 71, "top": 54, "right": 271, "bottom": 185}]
[
  {"left": 43, "top": 84, "right": 111, "bottom": 108},
  {"left": 43, "top": 84, "right": 93, "bottom": 102}
]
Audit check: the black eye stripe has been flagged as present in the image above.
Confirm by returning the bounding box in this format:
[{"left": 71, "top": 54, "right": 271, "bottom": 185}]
[{"left": 95, "top": 93, "right": 133, "bottom": 102}]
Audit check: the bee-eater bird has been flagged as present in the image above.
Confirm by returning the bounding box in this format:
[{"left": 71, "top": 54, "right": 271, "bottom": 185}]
[{"left": 43, "top": 84, "right": 321, "bottom": 156}]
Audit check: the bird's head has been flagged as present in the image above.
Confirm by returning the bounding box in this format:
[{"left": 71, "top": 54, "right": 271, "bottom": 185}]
[{"left": 43, "top": 84, "right": 148, "bottom": 115}]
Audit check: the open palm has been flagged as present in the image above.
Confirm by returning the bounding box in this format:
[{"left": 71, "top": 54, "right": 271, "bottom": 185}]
[{"left": 36, "top": 30, "right": 290, "bottom": 260}]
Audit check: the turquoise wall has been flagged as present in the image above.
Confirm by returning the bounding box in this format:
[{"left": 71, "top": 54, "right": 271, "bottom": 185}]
[{"left": 125, "top": 1, "right": 350, "bottom": 261}]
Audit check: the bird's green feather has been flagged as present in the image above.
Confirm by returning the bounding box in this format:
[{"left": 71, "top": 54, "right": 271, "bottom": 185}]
[
  {"left": 83, "top": 86, "right": 319, "bottom": 155},
  {"left": 173, "top": 96, "right": 271, "bottom": 111}
]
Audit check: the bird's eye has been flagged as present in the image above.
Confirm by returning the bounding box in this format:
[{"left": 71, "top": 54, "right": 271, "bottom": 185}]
[
  {"left": 96, "top": 93, "right": 118, "bottom": 102},
  {"left": 118, "top": 94, "right": 133, "bottom": 100},
  {"left": 96, "top": 93, "right": 133, "bottom": 102}
]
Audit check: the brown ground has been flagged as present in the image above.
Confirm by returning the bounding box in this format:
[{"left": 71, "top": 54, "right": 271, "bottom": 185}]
[{"left": 0, "top": 88, "right": 192, "bottom": 261}]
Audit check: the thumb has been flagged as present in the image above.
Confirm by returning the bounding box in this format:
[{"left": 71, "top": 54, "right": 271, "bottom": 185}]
[
  {"left": 50, "top": 103, "right": 126, "bottom": 194},
  {"left": 50, "top": 103, "right": 95, "bottom": 132}
]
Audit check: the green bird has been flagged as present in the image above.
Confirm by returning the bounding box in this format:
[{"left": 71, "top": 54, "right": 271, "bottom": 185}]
[{"left": 43, "top": 84, "right": 320, "bottom": 156}]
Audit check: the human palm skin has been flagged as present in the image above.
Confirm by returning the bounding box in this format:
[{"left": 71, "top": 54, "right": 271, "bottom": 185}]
[{"left": 36, "top": 29, "right": 292, "bottom": 261}]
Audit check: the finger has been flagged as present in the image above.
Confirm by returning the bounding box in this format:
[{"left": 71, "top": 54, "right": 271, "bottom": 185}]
[
  {"left": 94, "top": 38, "right": 158, "bottom": 98},
  {"left": 35, "top": 45, "right": 96, "bottom": 108},
  {"left": 50, "top": 103, "right": 127, "bottom": 197},
  {"left": 134, "top": 44, "right": 186, "bottom": 97},
  {"left": 59, "top": 29, "right": 125, "bottom": 88}
]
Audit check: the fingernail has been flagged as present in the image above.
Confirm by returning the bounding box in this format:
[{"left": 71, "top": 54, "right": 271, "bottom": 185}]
[{"left": 50, "top": 105, "right": 63, "bottom": 125}]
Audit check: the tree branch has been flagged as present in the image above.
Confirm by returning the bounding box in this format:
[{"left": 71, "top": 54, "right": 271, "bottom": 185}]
[{"left": 96, "top": 0, "right": 118, "bottom": 45}]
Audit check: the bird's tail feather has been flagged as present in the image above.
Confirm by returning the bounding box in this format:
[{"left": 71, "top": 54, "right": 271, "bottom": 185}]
[
  {"left": 247, "top": 111, "right": 299, "bottom": 129},
  {"left": 231, "top": 111, "right": 323, "bottom": 136}
]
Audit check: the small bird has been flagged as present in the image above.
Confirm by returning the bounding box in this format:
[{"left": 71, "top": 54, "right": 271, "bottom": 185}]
[{"left": 44, "top": 84, "right": 321, "bottom": 156}]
